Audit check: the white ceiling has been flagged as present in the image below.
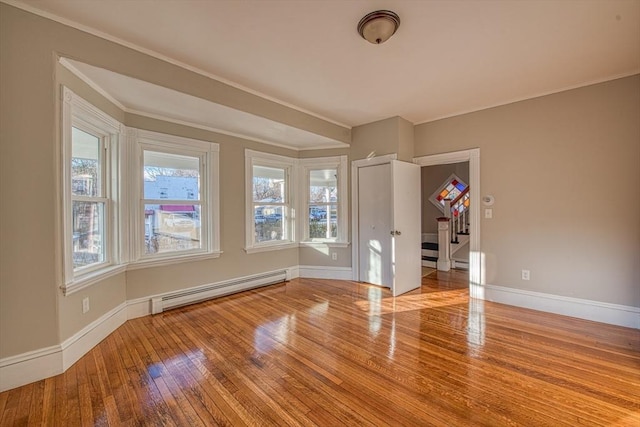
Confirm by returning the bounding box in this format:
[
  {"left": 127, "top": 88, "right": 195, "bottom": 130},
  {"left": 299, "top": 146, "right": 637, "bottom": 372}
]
[
  {"left": 12, "top": 0, "right": 640, "bottom": 134},
  {"left": 60, "top": 58, "right": 347, "bottom": 150}
]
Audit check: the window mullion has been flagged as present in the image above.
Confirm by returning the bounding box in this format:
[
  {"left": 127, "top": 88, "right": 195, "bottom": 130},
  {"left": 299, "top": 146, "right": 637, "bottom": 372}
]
[
  {"left": 144, "top": 199, "right": 203, "bottom": 205},
  {"left": 72, "top": 195, "right": 108, "bottom": 203}
]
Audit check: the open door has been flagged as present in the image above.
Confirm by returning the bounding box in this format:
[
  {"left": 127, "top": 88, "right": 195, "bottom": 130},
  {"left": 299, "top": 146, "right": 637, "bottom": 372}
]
[
  {"left": 356, "top": 159, "right": 421, "bottom": 296},
  {"left": 390, "top": 160, "right": 421, "bottom": 296}
]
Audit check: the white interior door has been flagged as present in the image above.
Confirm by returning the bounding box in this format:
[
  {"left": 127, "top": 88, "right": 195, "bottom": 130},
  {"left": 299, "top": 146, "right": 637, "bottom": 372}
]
[
  {"left": 390, "top": 160, "right": 421, "bottom": 296},
  {"left": 358, "top": 163, "right": 392, "bottom": 286},
  {"left": 357, "top": 160, "right": 421, "bottom": 296}
]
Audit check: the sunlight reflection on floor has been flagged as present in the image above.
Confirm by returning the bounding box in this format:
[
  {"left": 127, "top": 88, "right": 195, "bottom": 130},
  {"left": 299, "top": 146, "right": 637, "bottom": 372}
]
[{"left": 354, "top": 288, "right": 469, "bottom": 314}]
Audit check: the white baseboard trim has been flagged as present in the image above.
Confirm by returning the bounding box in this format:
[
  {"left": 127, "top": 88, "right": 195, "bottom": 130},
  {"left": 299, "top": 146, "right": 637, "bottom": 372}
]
[
  {"left": 127, "top": 297, "right": 152, "bottom": 319},
  {"left": 287, "top": 265, "right": 300, "bottom": 280},
  {"left": 298, "top": 265, "right": 353, "bottom": 280},
  {"left": 484, "top": 284, "right": 640, "bottom": 329},
  {"left": 61, "top": 302, "right": 128, "bottom": 370},
  {"left": 0, "top": 345, "right": 62, "bottom": 393},
  {"left": 0, "top": 301, "right": 129, "bottom": 392}
]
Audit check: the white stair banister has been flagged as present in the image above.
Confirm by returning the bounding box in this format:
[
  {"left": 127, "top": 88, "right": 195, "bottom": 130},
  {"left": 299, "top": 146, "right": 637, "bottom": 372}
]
[
  {"left": 444, "top": 199, "right": 458, "bottom": 244},
  {"left": 448, "top": 187, "right": 470, "bottom": 238},
  {"left": 437, "top": 217, "right": 451, "bottom": 271}
]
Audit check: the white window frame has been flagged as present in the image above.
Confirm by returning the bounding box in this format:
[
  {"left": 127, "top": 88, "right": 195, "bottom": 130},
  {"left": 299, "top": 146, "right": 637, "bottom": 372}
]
[
  {"left": 61, "top": 87, "right": 126, "bottom": 295},
  {"left": 245, "top": 150, "right": 297, "bottom": 253},
  {"left": 299, "top": 156, "right": 349, "bottom": 247},
  {"left": 128, "top": 129, "right": 221, "bottom": 269}
]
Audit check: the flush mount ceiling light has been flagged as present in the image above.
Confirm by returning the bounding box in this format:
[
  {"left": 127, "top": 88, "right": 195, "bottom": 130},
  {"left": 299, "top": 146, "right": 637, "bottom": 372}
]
[{"left": 357, "top": 10, "right": 400, "bottom": 44}]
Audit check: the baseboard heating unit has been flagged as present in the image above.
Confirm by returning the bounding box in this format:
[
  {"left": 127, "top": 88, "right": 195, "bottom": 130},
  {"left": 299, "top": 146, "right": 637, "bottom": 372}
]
[{"left": 151, "top": 269, "right": 289, "bottom": 314}]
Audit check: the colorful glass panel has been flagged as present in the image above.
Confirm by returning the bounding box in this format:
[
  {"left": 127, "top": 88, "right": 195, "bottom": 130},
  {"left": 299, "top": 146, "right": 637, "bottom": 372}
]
[{"left": 429, "top": 173, "right": 470, "bottom": 214}]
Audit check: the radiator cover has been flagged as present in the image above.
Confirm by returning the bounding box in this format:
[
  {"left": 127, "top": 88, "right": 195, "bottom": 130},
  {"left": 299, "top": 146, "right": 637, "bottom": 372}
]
[{"left": 151, "top": 269, "right": 289, "bottom": 314}]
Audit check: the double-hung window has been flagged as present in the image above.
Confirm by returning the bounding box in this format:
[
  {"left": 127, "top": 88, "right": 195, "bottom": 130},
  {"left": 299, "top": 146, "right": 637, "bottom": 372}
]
[
  {"left": 61, "top": 87, "right": 124, "bottom": 294},
  {"left": 245, "top": 150, "right": 297, "bottom": 252},
  {"left": 71, "top": 127, "right": 107, "bottom": 267},
  {"left": 132, "top": 130, "right": 220, "bottom": 266},
  {"left": 300, "top": 156, "right": 348, "bottom": 245}
]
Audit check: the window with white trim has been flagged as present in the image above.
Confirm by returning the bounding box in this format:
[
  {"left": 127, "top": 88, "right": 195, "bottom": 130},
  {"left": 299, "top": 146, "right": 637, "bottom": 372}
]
[
  {"left": 245, "top": 150, "right": 297, "bottom": 252},
  {"left": 300, "top": 156, "right": 348, "bottom": 244},
  {"left": 62, "top": 87, "right": 124, "bottom": 293},
  {"left": 133, "top": 130, "right": 220, "bottom": 265}
]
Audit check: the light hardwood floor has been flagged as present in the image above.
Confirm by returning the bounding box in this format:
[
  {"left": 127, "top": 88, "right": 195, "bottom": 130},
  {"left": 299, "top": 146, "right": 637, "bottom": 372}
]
[{"left": 1, "top": 271, "right": 639, "bottom": 426}]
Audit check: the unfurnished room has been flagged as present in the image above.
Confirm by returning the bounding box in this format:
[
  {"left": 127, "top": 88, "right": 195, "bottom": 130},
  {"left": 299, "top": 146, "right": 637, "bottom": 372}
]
[{"left": 0, "top": 0, "right": 639, "bottom": 425}]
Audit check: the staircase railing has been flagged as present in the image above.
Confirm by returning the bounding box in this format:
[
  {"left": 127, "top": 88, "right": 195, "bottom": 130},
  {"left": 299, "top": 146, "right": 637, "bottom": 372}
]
[
  {"left": 437, "top": 189, "right": 470, "bottom": 271},
  {"left": 444, "top": 187, "right": 469, "bottom": 243}
]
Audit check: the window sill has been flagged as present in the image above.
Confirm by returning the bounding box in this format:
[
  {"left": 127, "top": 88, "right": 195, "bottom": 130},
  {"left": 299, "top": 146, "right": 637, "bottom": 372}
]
[
  {"left": 299, "top": 241, "right": 351, "bottom": 248},
  {"left": 127, "top": 251, "right": 223, "bottom": 271},
  {"left": 62, "top": 264, "right": 127, "bottom": 296},
  {"left": 244, "top": 242, "right": 298, "bottom": 254}
]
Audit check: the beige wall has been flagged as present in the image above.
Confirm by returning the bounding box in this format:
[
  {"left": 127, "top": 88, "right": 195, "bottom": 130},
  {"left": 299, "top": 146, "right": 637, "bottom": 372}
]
[
  {"left": 58, "top": 274, "right": 127, "bottom": 342},
  {"left": 397, "top": 117, "right": 415, "bottom": 162},
  {"left": 415, "top": 75, "right": 640, "bottom": 306},
  {"left": 351, "top": 115, "right": 414, "bottom": 162},
  {"left": 351, "top": 117, "right": 401, "bottom": 161},
  {"left": 2, "top": 6, "right": 62, "bottom": 357},
  {"left": 421, "top": 162, "right": 469, "bottom": 233}
]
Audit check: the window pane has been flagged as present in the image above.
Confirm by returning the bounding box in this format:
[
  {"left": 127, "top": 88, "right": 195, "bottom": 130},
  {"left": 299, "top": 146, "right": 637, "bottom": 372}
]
[
  {"left": 254, "top": 206, "right": 284, "bottom": 242},
  {"left": 72, "top": 127, "right": 100, "bottom": 197},
  {"left": 310, "top": 169, "right": 337, "bottom": 203},
  {"left": 144, "top": 151, "right": 200, "bottom": 200},
  {"left": 309, "top": 205, "right": 337, "bottom": 239},
  {"left": 253, "top": 166, "right": 285, "bottom": 203},
  {"left": 72, "top": 201, "right": 105, "bottom": 268},
  {"left": 144, "top": 204, "right": 202, "bottom": 255}
]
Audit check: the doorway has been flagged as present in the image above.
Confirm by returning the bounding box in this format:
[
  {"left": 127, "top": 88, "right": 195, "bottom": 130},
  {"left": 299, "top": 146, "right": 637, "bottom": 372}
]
[
  {"left": 421, "top": 162, "right": 470, "bottom": 269},
  {"left": 413, "top": 149, "right": 481, "bottom": 297}
]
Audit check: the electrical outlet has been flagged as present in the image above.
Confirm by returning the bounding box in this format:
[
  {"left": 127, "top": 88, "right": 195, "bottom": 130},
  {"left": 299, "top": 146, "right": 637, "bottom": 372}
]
[
  {"left": 331, "top": 252, "right": 338, "bottom": 261},
  {"left": 82, "top": 297, "right": 90, "bottom": 314},
  {"left": 521, "top": 270, "right": 530, "bottom": 281}
]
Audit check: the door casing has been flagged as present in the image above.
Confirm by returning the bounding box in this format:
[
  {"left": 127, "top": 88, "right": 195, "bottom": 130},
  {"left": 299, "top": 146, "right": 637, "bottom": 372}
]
[{"left": 414, "top": 149, "right": 482, "bottom": 297}]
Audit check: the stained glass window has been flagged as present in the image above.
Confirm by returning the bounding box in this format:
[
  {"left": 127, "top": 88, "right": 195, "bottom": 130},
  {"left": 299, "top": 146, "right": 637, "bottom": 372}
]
[{"left": 429, "top": 174, "right": 469, "bottom": 213}]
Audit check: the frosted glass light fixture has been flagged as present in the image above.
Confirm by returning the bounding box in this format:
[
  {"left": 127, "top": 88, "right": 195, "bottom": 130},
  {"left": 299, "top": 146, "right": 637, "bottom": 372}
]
[{"left": 357, "top": 10, "right": 400, "bottom": 44}]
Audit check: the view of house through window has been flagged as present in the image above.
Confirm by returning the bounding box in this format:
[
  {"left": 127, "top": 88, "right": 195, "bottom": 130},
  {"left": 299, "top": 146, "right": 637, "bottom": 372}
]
[
  {"left": 71, "top": 126, "right": 106, "bottom": 269},
  {"left": 252, "top": 165, "right": 288, "bottom": 243},
  {"left": 143, "top": 150, "right": 202, "bottom": 255},
  {"left": 309, "top": 169, "right": 338, "bottom": 239}
]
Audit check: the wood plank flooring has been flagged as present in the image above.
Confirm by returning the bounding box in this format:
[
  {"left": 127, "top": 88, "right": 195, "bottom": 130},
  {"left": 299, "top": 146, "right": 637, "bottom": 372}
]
[{"left": 1, "top": 270, "right": 639, "bottom": 426}]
